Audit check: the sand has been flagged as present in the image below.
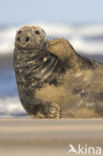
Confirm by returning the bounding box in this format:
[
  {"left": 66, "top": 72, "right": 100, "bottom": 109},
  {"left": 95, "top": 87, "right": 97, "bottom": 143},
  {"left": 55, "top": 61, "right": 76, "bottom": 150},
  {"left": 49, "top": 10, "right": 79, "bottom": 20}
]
[{"left": 0, "top": 119, "right": 103, "bottom": 156}]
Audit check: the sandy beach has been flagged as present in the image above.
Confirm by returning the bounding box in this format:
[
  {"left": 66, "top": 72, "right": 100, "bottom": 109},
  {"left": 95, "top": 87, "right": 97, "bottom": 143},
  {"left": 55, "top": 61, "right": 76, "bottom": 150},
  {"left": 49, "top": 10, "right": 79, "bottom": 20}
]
[{"left": 0, "top": 119, "right": 102, "bottom": 156}]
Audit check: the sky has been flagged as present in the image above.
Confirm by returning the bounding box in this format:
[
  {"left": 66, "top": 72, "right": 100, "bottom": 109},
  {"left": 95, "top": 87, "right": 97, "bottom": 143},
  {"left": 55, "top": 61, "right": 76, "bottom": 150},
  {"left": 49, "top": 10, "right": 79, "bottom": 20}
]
[{"left": 0, "top": 0, "right": 103, "bottom": 24}]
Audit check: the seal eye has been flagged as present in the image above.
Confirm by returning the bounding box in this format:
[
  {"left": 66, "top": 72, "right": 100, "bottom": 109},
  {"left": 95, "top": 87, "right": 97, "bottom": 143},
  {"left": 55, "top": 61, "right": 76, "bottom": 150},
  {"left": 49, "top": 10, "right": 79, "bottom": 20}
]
[
  {"left": 25, "top": 36, "right": 30, "bottom": 42},
  {"left": 18, "top": 30, "right": 22, "bottom": 34},
  {"left": 35, "top": 30, "right": 40, "bottom": 35}
]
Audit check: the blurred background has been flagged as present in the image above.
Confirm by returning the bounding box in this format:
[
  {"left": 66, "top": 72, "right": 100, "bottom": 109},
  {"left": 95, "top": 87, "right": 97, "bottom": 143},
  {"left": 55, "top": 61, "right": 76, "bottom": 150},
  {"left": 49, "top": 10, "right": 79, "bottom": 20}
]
[{"left": 0, "top": 0, "right": 103, "bottom": 118}]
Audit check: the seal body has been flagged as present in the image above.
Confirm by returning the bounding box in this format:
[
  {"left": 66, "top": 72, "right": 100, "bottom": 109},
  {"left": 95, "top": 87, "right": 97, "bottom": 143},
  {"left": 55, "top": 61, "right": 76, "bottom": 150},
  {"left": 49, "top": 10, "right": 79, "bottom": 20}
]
[{"left": 14, "top": 25, "right": 103, "bottom": 118}]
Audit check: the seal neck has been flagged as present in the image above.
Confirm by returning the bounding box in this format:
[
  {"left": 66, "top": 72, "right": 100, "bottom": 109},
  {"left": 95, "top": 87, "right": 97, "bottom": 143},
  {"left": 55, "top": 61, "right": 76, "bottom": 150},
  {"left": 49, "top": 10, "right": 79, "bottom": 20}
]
[{"left": 14, "top": 48, "right": 61, "bottom": 96}]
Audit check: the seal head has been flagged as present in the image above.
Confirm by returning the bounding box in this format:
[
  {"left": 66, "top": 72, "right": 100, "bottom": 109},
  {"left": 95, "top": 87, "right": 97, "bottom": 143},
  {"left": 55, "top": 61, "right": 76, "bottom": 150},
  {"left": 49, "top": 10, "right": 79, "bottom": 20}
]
[{"left": 15, "top": 25, "right": 47, "bottom": 50}]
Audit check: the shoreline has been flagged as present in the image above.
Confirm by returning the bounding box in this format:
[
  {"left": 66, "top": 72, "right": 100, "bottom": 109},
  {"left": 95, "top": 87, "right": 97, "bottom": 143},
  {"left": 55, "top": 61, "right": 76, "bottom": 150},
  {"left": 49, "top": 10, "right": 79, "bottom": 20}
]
[{"left": 0, "top": 53, "right": 13, "bottom": 69}]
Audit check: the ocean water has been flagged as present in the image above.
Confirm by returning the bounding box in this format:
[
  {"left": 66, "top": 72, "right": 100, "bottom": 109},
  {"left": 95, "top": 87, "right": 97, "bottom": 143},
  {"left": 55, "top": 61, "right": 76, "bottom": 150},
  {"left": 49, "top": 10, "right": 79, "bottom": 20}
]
[{"left": 0, "top": 22, "right": 103, "bottom": 118}]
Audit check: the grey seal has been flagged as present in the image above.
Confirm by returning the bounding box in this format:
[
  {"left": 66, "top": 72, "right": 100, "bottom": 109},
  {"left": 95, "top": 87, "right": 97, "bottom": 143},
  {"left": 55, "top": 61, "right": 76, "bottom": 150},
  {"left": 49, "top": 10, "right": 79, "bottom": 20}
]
[{"left": 14, "top": 25, "right": 103, "bottom": 118}]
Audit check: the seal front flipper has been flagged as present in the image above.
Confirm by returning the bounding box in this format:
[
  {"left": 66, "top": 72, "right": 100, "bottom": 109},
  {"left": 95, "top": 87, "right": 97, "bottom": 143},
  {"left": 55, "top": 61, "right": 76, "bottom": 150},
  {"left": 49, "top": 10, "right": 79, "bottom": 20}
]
[
  {"left": 46, "top": 38, "right": 79, "bottom": 68},
  {"left": 31, "top": 101, "right": 61, "bottom": 119}
]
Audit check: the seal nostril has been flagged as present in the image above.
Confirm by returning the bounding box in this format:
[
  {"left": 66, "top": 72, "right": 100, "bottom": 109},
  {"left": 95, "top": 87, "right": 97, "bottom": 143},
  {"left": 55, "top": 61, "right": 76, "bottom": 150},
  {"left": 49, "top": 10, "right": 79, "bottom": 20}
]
[
  {"left": 25, "top": 36, "right": 30, "bottom": 42},
  {"left": 17, "top": 37, "right": 20, "bottom": 42}
]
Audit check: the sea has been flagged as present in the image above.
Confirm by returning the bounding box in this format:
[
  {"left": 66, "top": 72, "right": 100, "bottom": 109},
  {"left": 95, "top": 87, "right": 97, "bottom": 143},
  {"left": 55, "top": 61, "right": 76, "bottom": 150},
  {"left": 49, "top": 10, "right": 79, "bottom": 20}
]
[{"left": 0, "top": 22, "right": 103, "bottom": 118}]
